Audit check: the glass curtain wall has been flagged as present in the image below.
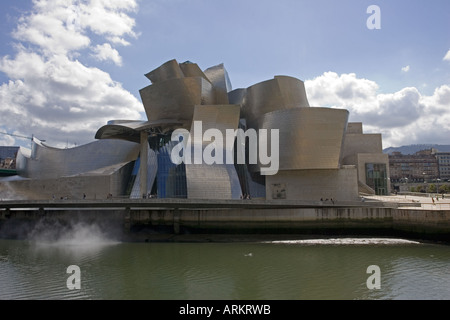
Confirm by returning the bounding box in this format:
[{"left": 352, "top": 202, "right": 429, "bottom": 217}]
[{"left": 365, "top": 163, "right": 388, "bottom": 195}]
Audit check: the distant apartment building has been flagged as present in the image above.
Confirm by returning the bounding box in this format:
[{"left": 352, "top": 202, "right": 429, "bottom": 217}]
[
  {"left": 436, "top": 152, "right": 450, "bottom": 181},
  {"left": 0, "top": 146, "right": 19, "bottom": 169},
  {"left": 389, "top": 149, "right": 440, "bottom": 183}
]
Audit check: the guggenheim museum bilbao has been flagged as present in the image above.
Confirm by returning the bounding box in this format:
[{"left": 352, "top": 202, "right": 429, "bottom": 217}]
[{"left": 0, "top": 59, "right": 390, "bottom": 201}]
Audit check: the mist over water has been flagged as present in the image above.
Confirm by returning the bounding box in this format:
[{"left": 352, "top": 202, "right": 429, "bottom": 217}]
[
  {"left": 0, "top": 210, "right": 124, "bottom": 244},
  {"left": 27, "top": 219, "right": 120, "bottom": 247},
  {"left": 0, "top": 218, "right": 121, "bottom": 300}
]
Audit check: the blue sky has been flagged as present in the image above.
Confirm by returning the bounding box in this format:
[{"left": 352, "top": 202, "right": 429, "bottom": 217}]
[{"left": 0, "top": 0, "right": 449, "bottom": 149}]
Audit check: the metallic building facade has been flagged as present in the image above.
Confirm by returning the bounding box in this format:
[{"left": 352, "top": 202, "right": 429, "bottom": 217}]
[
  {"left": 185, "top": 105, "right": 242, "bottom": 200},
  {"left": 139, "top": 77, "right": 215, "bottom": 127},
  {"left": 257, "top": 108, "right": 349, "bottom": 171},
  {"left": 16, "top": 138, "right": 140, "bottom": 180},
  {"left": 242, "top": 76, "right": 310, "bottom": 130},
  {"left": 1, "top": 58, "right": 388, "bottom": 201},
  {"left": 129, "top": 147, "right": 158, "bottom": 199}
]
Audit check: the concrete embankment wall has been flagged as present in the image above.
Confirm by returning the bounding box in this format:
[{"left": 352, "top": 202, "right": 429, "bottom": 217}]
[
  {"left": 392, "top": 209, "right": 450, "bottom": 236},
  {"left": 132, "top": 207, "right": 394, "bottom": 233},
  {"left": 1, "top": 204, "right": 449, "bottom": 242}
]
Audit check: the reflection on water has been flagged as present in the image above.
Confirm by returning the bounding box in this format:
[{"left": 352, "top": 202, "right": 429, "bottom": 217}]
[
  {"left": 265, "top": 238, "right": 422, "bottom": 245},
  {"left": 1, "top": 235, "right": 450, "bottom": 300}
]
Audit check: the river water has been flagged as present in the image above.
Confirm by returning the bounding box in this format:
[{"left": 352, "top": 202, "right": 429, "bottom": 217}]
[{"left": 1, "top": 221, "right": 450, "bottom": 301}]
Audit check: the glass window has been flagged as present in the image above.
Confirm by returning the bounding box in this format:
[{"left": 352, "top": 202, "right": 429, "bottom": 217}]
[{"left": 366, "top": 163, "right": 388, "bottom": 195}]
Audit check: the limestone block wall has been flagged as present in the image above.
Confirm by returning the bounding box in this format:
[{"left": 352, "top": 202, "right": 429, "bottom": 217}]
[
  {"left": 265, "top": 167, "right": 359, "bottom": 202},
  {"left": 342, "top": 133, "right": 383, "bottom": 160}
]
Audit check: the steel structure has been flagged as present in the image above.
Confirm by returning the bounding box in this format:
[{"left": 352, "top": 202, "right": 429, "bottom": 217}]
[{"left": 1, "top": 58, "right": 389, "bottom": 201}]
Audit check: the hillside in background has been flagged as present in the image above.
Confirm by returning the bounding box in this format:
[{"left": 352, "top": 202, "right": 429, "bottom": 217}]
[{"left": 383, "top": 144, "right": 450, "bottom": 155}]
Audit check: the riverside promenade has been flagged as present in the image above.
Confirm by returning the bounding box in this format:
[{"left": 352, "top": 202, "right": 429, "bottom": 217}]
[{"left": 0, "top": 195, "right": 449, "bottom": 243}]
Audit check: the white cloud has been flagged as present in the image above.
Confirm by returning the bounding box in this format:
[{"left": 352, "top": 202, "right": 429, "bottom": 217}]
[
  {"left": 401, "top": 65, "right": 410, "bottom": 73},
  {"left": 0, "top": 132, "right": 16, "bottom": 146},
  {"left": 444, "top": 49, "right": 450, "bottom": 62},
  {"left": 92, "top": 43, "right": 123, "bottom": 66},
  {"left": 307, "top": 73, "right": 422, "bottom": 128},
  {"left": 306, "top": 72, "right": 450, "bottom": 148},
  {"left": 77, "top": 0, "right": 138, "bottom": 43},
  {"left": 305, "top": 72, "right": 379, "bottom": 114},
  {"left": 108, "top": 36, "right": 131, "bottom": 46},
  {"left": 0, "top": 0, "right": 143, "bottom": 148}
]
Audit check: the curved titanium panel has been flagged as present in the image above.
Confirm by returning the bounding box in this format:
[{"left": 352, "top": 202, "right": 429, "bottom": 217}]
[
  {"left": 144, "top": 59, "right": 184, "bottom": 83},
  {"left": 228, "top": 88, "right": 247, "bottom": 107},
  {"left": 95, "top": 120, "right": 187, "bottom": 142},
  {"left": 186, "top": 162, "right": 242, "bottom": 199},
  {"left": 191, "top": 105, "right": 241, "bottom": 136},
  {"left": 130, "top": 147, "right": 157, "bottom": 199},
  {"left": 204, "top": 63, "right": 232, "bottom": 93},
  {"left": 204, "top": 63, "right": 232, "bottom": 105},
  {"left": 15, "top": 147, "right": 31, "bottom": 176},
  {"left": 243, "top": 76, "right": 310, "bottom": 129},
  {"left": 139, "top": 77, "right": 215, "bottom": 124},
  {"left": 254, "top": 107, "right": 349, "bottom": 171},
  {"left": 184, "top": 105, "right": 242, "bottom": 199},
  {"left": 17, "top": 138, "right": 140, "bottom": 179},
  {"left": 179, "top": 61, "right": 210, "bottom": 81},
  {"left": 95, "top": 121, "right": 147, "bottom": 143}
]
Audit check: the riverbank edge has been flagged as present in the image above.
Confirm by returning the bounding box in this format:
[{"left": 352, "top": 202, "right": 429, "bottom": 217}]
[{"left": 1, "top": 199, "right": 449, "bottom": 244}]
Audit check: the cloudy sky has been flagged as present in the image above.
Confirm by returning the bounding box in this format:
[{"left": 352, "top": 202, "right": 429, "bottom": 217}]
[{"left": 0, "top": 0, "right": 449, "bottom": 149}]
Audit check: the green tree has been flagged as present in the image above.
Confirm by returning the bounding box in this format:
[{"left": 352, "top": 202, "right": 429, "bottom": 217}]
[
  {"left": 414, "top": 185, "right": 425, "bottom": 193},
  {"left": 439, "top": 184, "right": 449, "bottom": 194}
]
